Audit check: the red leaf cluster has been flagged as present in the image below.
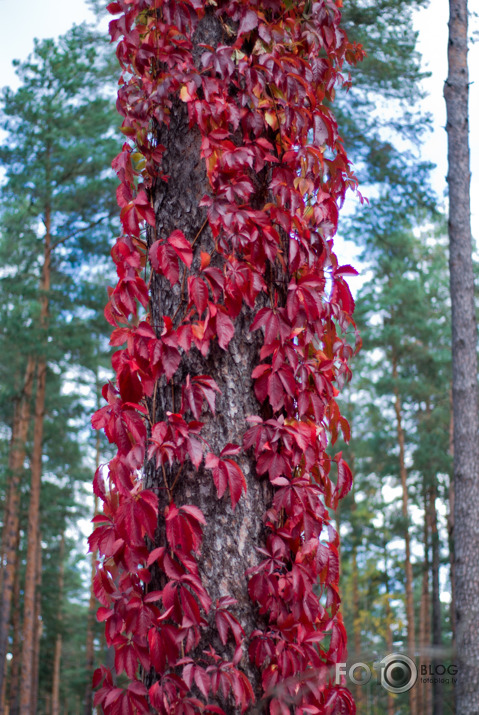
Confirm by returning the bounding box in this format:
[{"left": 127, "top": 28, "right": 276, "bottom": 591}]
[{"left": 92, "top": 0, "right": 364, "bottom": 713}]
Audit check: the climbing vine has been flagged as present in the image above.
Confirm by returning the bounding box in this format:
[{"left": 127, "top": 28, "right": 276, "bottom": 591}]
[{"left": 91, "top": 1, "right": 364, "bottom": 713}]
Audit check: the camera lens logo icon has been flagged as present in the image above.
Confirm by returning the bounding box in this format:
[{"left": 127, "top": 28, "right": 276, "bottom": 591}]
[{"left": 378, "top": 654, "right": 418, "bottom": 694}]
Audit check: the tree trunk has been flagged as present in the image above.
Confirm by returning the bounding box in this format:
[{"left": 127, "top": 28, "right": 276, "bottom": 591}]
[
  {"left": 383, "top": 546, "right": 395, "bottom": 715},
  {"left": 7, "top": 543, "right": 22, "bottom": 715},
  {"left": 444, "top": 0, "right": 479, "bottom": 711},
  {"left": 31, "top": 537, "right": 43, "bottom": 714},
  {"left": 350, "top": 486, "right": 363, "bottom": 711},
  {"left": 51, "top": 534, "right": 65, "bottom": 715},
  {"left": 19, "top": 359, "right": 47, "bottom": 715},
  {"left": 351, "top": 549, "right": 362, "bottom": 708},
  {"left": 99, "top": 4, "right": 363, "bottom": 711},
  {"left": 0, "top": 356, "right": 36, "bottom": 702},
  {"left": 19, "top": 201, "right": 51, "bottom": 714},
  {"left": 84, "top": 529, "right": 97, "bottom": 715},
  {"left": 141, "top": 16, "right": 274, "bottom": 703},
  {"left": 145, "top": 100, "right": 272, "bottom": 700},
  {"left": 0, "top": 666, "right": 6, "bottom": 715},
  {"left": 418, "top": 494, "right": 430, "bottom": 715},
  {"left": 447, "top": 395, "right": 456, "bottom": 710},
  {"left": 428, "top": 483, "right": 443, "bottom": 715},
  {"left": 0, "top": 402, "right": 20, "bottom": 602},
  {"left": 447, "top": 389, "right": 456, "bottom": 649},
  {"left": 84, "top": 469, "right": 99, "bottom": 715},
  {"left": 392, "top": 354, "right": 417, "bottom": 715}
]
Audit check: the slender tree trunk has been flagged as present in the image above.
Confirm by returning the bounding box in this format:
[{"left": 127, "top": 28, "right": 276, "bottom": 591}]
[
  {"left": 0, "top": 356, "right": 36, "bottom": 703},
  {"left": 0, "top": 401, "right": 21, "bottom": 601},
  {"left": 31, "top": 537, "right": 43, "bottom": 714},
  {"left": 392, "top": 354, "right": 417, "bottom": 715},
  {"left": 448, "top": 395, "right": 456, "bottom": 712},
  {"left": 418, "top": 494, "right": 430, "bottom": 715},
  {"left": 384, "top": 551, "right": 395, "bottom": 715},
  {"left": 384, "top": 598, "right": 395, "bottom": 715},
  {"left": 444, "top": 1, "right": 479, "bottom": 711},
  {"left": 350, "top": 485, "right": 363, "bottom": 711},
  {"left": 447, "top": 390, "right": 456, "bottom": 648},
  {"left": 428, "top": 483, "right": 443, "bottom": 714},
  {"left": 7, "top": 542, "right": 22, "bottom": 715},
  {"left": 19, "top": 359, "right": 47, "bottom": 715},
  {"left": 0, "top": 545, "right": 20, "bottom": 715},
  {"left": 51, "top": 534, "right": 65, "bottom": 715},
  {"left": 84, "top": 492, "right": 98, "bottom": 715},
  {"left": 0, "top": 668, "right": 6, "bottom": 715},
  {"left": 19, "top": 200, "right": 51, "bottom": 714},
  {"left": 351, "top": 548, "right": 363, "bottom": 708},
  {"left": 425, "top": 611, "right": 433, "bottom": 715},
  {"left": 84, "top": 402, "right": 101, "bottom": 715}
]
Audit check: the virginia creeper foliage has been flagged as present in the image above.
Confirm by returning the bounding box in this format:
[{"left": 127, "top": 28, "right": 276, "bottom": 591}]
[{"left": 91, "top": 1, "right": 364, "bottom": 713}]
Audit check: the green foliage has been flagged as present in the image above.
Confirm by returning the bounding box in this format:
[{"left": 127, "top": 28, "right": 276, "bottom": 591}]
[
  {"left": 340, "top": 0, "right": 431, "bottom": 174},
  {"left": 0, "top": 21, "right": 118, "bottom": 384},
  {"left": 0, "top": 21, "right": 118, "bottom": 711},
  {"left": 337, "top": 217, "right": 454, "bottom": 712}
]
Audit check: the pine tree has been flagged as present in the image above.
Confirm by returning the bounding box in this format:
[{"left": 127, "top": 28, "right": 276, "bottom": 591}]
[
  {"left": 338, "top": 0, "right": 434, "bottom": 208},
  {"left": 341, "top": 220, "right": 454, "bottom": 712},
  {"left": 444, "top": 0, "right": 479, "bottom": 710}
]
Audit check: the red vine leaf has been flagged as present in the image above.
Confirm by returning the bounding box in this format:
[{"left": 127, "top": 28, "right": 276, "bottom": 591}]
[{"left": 205, "top": 452, "right": 246, "bottom": 510}]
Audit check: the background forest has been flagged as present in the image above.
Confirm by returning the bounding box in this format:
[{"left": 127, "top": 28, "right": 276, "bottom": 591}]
[{"left": 0, "top": 0, "right": 475, "bottom": 713}]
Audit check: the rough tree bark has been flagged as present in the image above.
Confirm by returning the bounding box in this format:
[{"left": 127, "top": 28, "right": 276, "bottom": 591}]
[
  {"left": 444, "top": 0, "right": 479, "bottom": 711},
  {"left": 145, "top": 62, "right": 272, "bottom": 698}
]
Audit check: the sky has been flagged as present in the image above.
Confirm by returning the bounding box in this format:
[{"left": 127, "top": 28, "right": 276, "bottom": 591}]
[
  {"left": 0, "top": 0, "right": 95, "bottom": 86},
  {"left": 414, "top": 0, "right": 479, "bottom": 234}
]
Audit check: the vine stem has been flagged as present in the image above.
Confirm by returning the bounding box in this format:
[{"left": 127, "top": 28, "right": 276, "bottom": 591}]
[{"left": 161, "top": 463, "right": 172, "bottom": 503}]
